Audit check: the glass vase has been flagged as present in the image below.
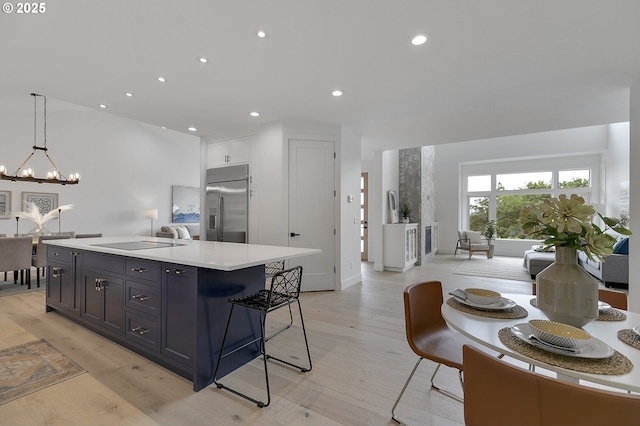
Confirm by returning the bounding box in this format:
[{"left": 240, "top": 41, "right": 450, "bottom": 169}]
[
  {"left": 28, "top": 225, "right": 51, "bottom": 242},
  {"left": 536, "top": 246, "right": 599, "bottom": 328}
]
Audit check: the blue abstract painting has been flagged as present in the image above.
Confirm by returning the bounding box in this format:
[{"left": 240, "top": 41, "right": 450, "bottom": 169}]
[{"left": 172, "top": 186, "right": 200, "bottom": 223}]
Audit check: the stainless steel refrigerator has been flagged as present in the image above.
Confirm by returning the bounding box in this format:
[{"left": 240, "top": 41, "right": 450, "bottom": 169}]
[{"left": 205, "top": 165, "right": 249, "bottom": 243}]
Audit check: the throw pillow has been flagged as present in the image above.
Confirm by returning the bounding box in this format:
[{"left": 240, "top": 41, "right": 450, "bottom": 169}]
[
  {"left": 612, "top": 237, "right": 629, "bottom": 255},
  {"left": 174, "top": 225, "right": 192, "bottom": 240},
  {"left": 466, "top": 230, "right": 483, "bottom": 244},
  {"left": 161, "top": 226, "right": 178, "bottom": 239}
]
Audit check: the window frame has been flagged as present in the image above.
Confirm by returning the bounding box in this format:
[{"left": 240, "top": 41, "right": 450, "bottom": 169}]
[{"left": 460, "top": 154, "right": 601, "bottom": 238}]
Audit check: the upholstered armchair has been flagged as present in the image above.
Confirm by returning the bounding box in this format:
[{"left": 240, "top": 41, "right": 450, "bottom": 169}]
[{"left": 454, "top": 230, "right": 490, "bottom": 259}]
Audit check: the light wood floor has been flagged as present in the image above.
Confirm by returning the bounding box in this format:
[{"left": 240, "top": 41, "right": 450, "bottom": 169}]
[{"left": 0, "top": 254, "right": 533, "bottom": 426}]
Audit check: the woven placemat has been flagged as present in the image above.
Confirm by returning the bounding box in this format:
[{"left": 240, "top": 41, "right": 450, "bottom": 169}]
[
  {"left": 618, "top": 329, "right": 640, "bottom": 350},
  {"left": 598, "top": 309, "right": 627, "bottom": 321},
  {"left": 529, "top": 298, "right": 626, "bottom": 321},
  {"left": 446, "top": 297, "right": 528, "bottom": 319},
  {"left": 498, "top": 327, "right": 632, "bottom": 375}
]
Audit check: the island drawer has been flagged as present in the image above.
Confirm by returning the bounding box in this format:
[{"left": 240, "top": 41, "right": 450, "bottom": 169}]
[
  {"left": 47, "top": 246, "right": 74, "bottom": 263},
  {"left": 126, "top": 259, "right": 161, "bottom": 283},
  {"left": 83, "top": 252, "right": 125, "bottom": 275},
  {"left": 125, "top": 280, "right": 162, "bottom": 316},
  {"left": 125, "top": 311, "right": 160, "bottom": 352},
  {"left": 125, "top": 281, "right": 160, "bottom": 316}
]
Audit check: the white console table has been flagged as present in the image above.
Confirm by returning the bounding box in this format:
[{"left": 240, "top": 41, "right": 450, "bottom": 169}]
[{"left": 383, "top": 223, "right": 418, "bottom": 272}]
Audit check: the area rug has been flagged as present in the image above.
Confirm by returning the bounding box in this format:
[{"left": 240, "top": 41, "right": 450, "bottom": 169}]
[
  {"left": 0, "top": 339, "right": 86, "bottom": 405},
  {"left": 453, "top": 256, "right": 531, "bottom": 282}
]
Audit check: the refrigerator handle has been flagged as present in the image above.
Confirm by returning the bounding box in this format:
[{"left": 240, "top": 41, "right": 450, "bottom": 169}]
[{"left": 218, "top": 196, "right": 224, "bottom": 241}]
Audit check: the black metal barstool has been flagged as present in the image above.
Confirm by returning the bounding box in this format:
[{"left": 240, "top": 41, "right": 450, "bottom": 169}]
[
  {"left": 213, "top": 265, "right": 312, "bottom": 407},
  {"left": 264, "top": 260, "right": 285, "bottom": 279}
]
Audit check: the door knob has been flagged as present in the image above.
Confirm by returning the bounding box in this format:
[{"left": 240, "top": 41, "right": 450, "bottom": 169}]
[{"left": 290, "top": 232, "right": 300, "bottom": 237}]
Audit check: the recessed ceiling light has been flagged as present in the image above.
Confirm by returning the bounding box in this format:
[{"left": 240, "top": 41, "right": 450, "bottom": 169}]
[
  {"left": 162, "top": 126, "right": 167, "bottom": 130},
  {"left": 250, "top": 111, "right": 260, "bottom": 117},
  {"left": 410, "top": 33, "right": 429, "bottom": 46},
  {"left": 99, "top": 104, "right": 107, "bottom": 109},
  {"left": 188, "top": 127, "right": 197, "bottom": 132},
  {"left": 331, "top": 90, "right": 343, "bottom": 97},
  {"left": 256, "top": 30, "right": 267, "bottom": 38},
  {"left": 198, "top": 57, "right": 208, "bottom": 63},
  {"left": 158, "top": 77, "right": 166, "bottom": 82},
  {"left": 125, "top": 92, "right": 133, "bottom": 97}
]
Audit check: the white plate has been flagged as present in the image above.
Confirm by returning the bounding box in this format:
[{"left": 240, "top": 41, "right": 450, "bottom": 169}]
[
  {"left": 598, "top": 301, "right": 612, "bottom": 310},
  {"left": 452, "top": 294, "right": 517, "bottom": 311},
  {"left": 510, "top": 323, "right": 614, "bottom": 359},
  {"left": 632, "top": 326, "right": 640, "bottom": 337},
  {"left": 530, "top": 299, "right": 611, "bottom": 311}
]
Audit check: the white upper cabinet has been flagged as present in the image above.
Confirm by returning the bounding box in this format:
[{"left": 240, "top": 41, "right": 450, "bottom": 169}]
[{"left": 207, "top": 136, "right": 250, "bottom": 167}]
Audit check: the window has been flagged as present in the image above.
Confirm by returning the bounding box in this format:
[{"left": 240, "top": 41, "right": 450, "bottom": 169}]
[{"left": 462, "top": 156, "right": 599, "bottom": 240}]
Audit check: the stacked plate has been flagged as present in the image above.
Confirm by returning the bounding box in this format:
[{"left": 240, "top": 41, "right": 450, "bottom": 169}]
[
  {"left": 449, "top": 288, "right": 516, "bottom": 311},
  {"left": 510, "top": 320, "right": 614, "bottom": 358}
]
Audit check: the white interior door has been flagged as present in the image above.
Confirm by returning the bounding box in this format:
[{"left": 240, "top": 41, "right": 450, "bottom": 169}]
[{"left": 288, "top": 139, "right": 335, "bottom": 291}]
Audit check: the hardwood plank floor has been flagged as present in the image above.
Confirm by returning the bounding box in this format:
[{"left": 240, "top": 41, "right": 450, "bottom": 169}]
[{"left": 0, "top": 254, "right": 533, "bottom": 425}]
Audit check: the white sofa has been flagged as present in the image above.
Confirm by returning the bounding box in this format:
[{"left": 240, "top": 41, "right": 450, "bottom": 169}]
[{"left": 156, "top": 224, "right": 200, "bottom": 240}]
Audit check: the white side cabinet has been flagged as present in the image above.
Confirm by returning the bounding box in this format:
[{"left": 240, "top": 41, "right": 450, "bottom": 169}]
[
  {"left": 207, "top": 136, "right": 250, "bottom": 167},
  {"left": 383, "top": 223, "right": 418, "bottom": 272}
]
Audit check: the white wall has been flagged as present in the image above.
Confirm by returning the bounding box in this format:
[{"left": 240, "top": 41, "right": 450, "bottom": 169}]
[
  {"left": 372, "top": 149, "right": 399, "bottom": 271},
  {"left": 0, "top": 96, "right": 199, "bottom": 237},
  {"left": 604, "top": 123, "right": 630, "bottom": 219},
  {"left": 434, "top": 125, "right": 613, "bottom": 257},
  {"left": 339, "top": 126, "right": 362, "bottom": 289}
]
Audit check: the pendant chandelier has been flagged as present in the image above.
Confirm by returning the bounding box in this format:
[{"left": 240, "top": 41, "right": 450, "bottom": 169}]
[{"left": 0, "top": 93, "right": 80, "bottom": 185}]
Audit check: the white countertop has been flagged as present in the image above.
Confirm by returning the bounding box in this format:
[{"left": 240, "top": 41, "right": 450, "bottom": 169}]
[{"left": 45, "top": 236, "right": 320, "bottom": 271}]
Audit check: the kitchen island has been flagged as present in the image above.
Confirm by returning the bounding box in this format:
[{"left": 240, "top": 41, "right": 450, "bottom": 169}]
[{"left": 44, "top": 236, "right": 320, "bottom": 391}]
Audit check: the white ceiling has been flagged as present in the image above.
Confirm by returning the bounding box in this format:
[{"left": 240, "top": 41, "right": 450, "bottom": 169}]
[{"left": 2, "top": 1, "right": 639, "bottom": 155}]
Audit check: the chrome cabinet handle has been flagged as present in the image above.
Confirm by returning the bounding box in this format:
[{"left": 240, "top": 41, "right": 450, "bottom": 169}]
[
  {"left": 132, "top": 327, "right": 149, "bottom": 335},
  {"left": 132, "top": 294, "right": 149, "bottom": 301},
  {"left": 95, "top": 278, "right": 107, "bottom": 291},
  {"left": 131, "top": 268, "right": 149, "bottom": 273},
  {"left": 165, "top": 268, "right": 186, "bottom": 275}
]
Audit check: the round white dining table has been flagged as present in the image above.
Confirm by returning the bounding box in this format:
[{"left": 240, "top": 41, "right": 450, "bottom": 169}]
[{"left": 442, "top": 292, "right": 640, "bottom": 393}]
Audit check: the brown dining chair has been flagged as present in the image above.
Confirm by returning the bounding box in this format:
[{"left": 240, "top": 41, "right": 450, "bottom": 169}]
[
  {"left": 463, "top": 345, "right": 640, "bottom": 426},
  {"left": 0, "top": 237, "right": 33, "bottom": 288},
  {"left": 391, "top": 281, "right": 477, "bottom": 424}
]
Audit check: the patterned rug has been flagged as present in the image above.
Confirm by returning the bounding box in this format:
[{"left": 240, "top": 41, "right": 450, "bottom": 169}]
[
  {"left": 453, "top": 256, "right": 532, "bottom": 282},
  {"left": 0, "top": 339, "right": 86, "bottom": 405}
]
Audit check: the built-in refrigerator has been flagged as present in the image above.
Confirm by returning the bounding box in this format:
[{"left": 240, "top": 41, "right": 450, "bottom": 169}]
[{"left": 205, "top": 164, "right": 249, "bottom": 243}]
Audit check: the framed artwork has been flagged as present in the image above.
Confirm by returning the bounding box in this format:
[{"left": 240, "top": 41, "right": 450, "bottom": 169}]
[
  {"left": 172, "top": 186, "right": 200, "bottom": 223},
  {"left": 22, "top": 192, "right": 58, "bottom": 214},
  {"left": 0, "top": 190, "right": 11, "bottom": 219},
  {"left": 388, "top": 190, "right": 399, "bottom": 224}
]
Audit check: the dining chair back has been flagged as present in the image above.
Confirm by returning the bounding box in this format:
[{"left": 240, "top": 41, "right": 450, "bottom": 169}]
[
  {"left": 32, "top": 235, "right": 71, "bottom": 287},
  {"left": 0, "top": 237, "right": 33, "bottom": 287},
  {"left": 598, "top": 288, "right": 627, "bottom": 310},
  {"left": 392, "top": 281, "right": 474, "bottom": 424},
  {"left": 463, "top": 345, "right": 640, "bottom": 426}
]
